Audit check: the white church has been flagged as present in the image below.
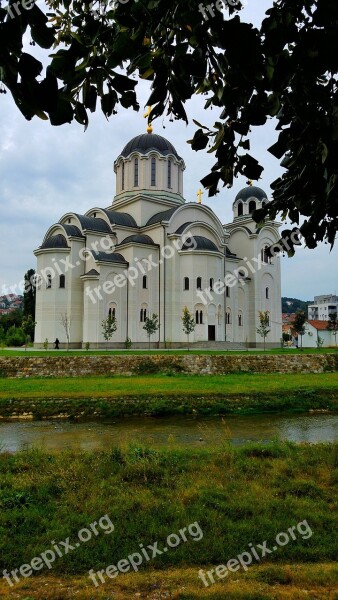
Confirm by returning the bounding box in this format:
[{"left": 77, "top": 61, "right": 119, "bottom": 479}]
[{"left": 34, "top": 127, "right": 282, "bottom": 348}]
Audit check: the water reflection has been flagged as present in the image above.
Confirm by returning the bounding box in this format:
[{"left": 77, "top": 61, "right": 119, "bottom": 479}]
[{"left": 0, "top": 413, "right": 336, "bottom": 453}]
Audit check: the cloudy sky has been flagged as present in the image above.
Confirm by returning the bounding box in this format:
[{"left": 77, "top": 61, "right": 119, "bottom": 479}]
[{"left": 0, "top": 0, "right": 337, "bottom": 301}]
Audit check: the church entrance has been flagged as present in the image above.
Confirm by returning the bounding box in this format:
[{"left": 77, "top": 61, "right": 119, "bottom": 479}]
[{"left": 208, "top": 325, "right": 216, "bottom": 341}]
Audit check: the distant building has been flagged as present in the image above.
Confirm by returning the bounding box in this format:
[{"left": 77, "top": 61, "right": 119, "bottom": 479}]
[
  {"left": 300, "top": 320, "right": 336, "bottom": 348},
  {"left": 308, "top": 295, "right": 338, "bottom": 321}
]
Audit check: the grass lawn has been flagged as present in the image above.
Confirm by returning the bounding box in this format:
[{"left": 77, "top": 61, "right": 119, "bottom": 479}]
[
  {"left": 0, "top": 443, "right": 336, "bottom": 599},
  {"left": 1, "top": 372, "right": 338, "bottom": 400},
  {"left": 0, "top": 347, "right": 338, "bottom": 356}
]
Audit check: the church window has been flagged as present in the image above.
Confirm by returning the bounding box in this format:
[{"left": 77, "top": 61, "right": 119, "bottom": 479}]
[
  {"left": 249, "top": 200, "right": 256, "bottom": 213},
  {"left": 108, "top": 306, "right": 116, "bottom": 319},
  {"left": 266, "top": 287, "right": 269, "bottom": 299},
  {"left": 210, "top": 278, "right": 214, "bottom": 291},
  {"left": 261, "top": 246, "right": 271, "bottom": 264},
  {"left": 237, "top": 202, "right": 243, "bottom": 216},
  {"left": 226, "top": 286, "right": 230, "bottom": 298},
  {"left": 140, "top": 307, "right": 147, "bottom": 322},
  {"left": 59, "top": 275, "right": 65, "bottom": 289},
  {"left": 226, "top": 311, "right": 231, "bottom": 325},
  {"left": 238, "top": 314, "right": 243, "bottom": 327},
  {"left": 197, "top": 277, "right": 202, "bottom": 290},
  {"left": 151, "top": 157, "right": 156, "bottom": 186},
  {"left": 184, "top": 277, "right": 190, "bottom": 291},
  {"left": 143, "top": 276, "right": 148, "bottom": 289},
  {"left": 46, "top": 274, "right": 52, "bottom": 289},
  {"left": 168, "top": 160, "right": 172, "bottom": 188},
  {"left": 122, "top": 162, "right": 125, "bottom": 190},
  {"left": 134, "top": 158, "right": 139, "bottom": 187},
  {"left": 195, "top": 310, "right": 204, "bottom": 325}
]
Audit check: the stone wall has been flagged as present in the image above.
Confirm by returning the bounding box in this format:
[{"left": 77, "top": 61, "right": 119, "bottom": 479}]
[{"left": 0, "top": 354, "right": 337, "bottom": 378}]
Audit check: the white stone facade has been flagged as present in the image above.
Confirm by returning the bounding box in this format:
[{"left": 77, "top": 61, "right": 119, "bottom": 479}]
[
  {"left": 308, "top": 295, "right": 338, "bottom": 321},
  {"left": 34, "top": 132, "right": 282, "bottom": 348}
]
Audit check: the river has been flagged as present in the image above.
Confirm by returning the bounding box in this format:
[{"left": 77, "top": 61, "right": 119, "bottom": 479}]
[{"left": 0, "top": 413, "right": 336, "bottom": 452}]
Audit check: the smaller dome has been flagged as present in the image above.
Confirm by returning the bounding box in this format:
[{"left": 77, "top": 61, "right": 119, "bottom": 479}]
[
  {"left": 182, "top": 236, "right": 219, "bottom": 252},
  {"left": 234, "top": 186, "right": 268, "bottom": 204},
  {"left": 41, "top": 234, "right": 69, "bottom": 250},
  {"left": 119, "top": 234, "right": 156, "bottom": 246}
]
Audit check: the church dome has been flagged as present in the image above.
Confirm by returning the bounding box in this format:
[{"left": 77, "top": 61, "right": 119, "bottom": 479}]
[
  {"left": 234, "top": 186, "right": 268, "bottom": 204},
  {"left": 120, "top": 133, "right": 181, "bottom": 160}
]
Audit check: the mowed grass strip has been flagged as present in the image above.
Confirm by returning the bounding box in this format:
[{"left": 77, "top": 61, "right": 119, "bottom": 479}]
[
  {"left": 0, "top": 564, "right": 337, "bottom": 599},
  {"left": 1, "top": 347, "right": 338, "bottom": 356},
  {"left": 0, "top": 373, "right": 338, "bottom": 399}
]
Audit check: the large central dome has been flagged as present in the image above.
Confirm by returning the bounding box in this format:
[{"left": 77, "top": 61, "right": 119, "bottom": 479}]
[{"left": 120, "top": 133, "right": 181, "bottom": 160}]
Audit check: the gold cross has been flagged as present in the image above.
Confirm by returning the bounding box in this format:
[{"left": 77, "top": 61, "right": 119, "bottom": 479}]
[
  {"left": 143, "top": 106, "right": 153, "bottom": 134},
  {"left": 197, "top": 189, "right": 204, "bottom": 204}
]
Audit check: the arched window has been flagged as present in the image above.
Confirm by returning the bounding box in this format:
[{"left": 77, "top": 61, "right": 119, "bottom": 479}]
[
  {"left": 140, "top": 308, "right": 147, "bottom": 323},
  {"left": 151, "top": 157, "right": 156, "bottom": 186},
  {"left": 122, "top": 162, "right": 125, "bottom": 191},
  {"left": 226, "top": 286, "right": 230, "bottom": 298},
  {"left": 226, "top": 311, "right": 231, "bottom": 325},
  {"left": 108, "top": 307, "right": 116, "bottom": 320},
  {"left": 134, "top": 158, "right": 139, "bottom": 187},
  {"left": 237, "top": 202, "right": 243, "bottom": 216},
  {"left": 210, "top": 278, "right": 214, "bottom": 291},
  {"left": 59, "top": 275, "right": 65, "bottom": 289},
  {"left": 195, "top": 310, "right": 204, "bottom": 325},
  {"left": 143, "top": 276, "right": 147, "bottom": 289},
  {"left": 46, "top": 274, "right": 52, "bottom": 289},
  {"left": 168, "top": 160, "right": 172, "bottom": 189},
  {"left": 261, "top": 246, "right": 271, "bottom": 264},
  {"left": 238, "top": 314, "right": 243, "bottom": 327},
  {"left": 197, "top": 277, "right": 202, "bottom": 290},
  {"left": 184, "top": 277, "right": 190, "bottom": 291},
  {"left": 266, "top": 287, "right": 269, "bottom": 299},
  {"left": 249, "top": 200, "right": 256, "bottom": 213}
]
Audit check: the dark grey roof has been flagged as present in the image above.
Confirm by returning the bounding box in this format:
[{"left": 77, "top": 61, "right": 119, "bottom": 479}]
[
  {"left": 91, "top": 252, "right": 127, "bottom": 264},
  {"left": 119, "top": 234, "right": 156, "bottom": 246},
  {"left": 62, "top": 224, "right": 84, "bottom": 238},
  {"left": 71, "top": 214, "right": 111, "bottom": 233},
  {"left": 234, "top": 186, "right": 268, "bottom": 203},
  {"left": 182, "top": 236, "right": 219, "bottom": 252},
  {"left": 41, "top": 234, "right": 69, "bottom": 250},
  {"left": 175, "top": 222, "right": 193, "bottom": 234},
  {"left": 146, "top": 208, "right": 178, "bottom": 226},
  {"left": 225, "top": 246, "right": 237, "bottom": 258},
  {"left": 102, "top": 209, "right": 138, "bottom": 228},
  {"left": 83, "top": 269, "right": 99, "bottom": 276},
  {"left": 120, "top": 134, "right": 181, "bottom": 160}
]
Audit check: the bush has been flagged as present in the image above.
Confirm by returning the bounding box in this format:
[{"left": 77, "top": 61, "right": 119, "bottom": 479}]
[{"left": 5, "top": 326, "right": 25, "bottom": 347}]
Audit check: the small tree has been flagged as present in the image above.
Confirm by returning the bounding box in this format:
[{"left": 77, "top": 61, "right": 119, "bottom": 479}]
[
  {"left": 43, "top": 338, "right": 49, "bottom": 351},
  {"left": 316, "top": 335, "right": 324, "bottom": 350},
  {"left": 327, "top": 313, "right": 338, "bottom": 347},
  {"left": 22, "top": 315, "right": 36, "bottom": 350},
  {"left": 60, "top": 313, "right": 71, "bottom": 351},
  {"left": 292, "top": 310, "right": 306, "bottom": 350},
  {"left": 101, "top": 314, "right": 117, "bottom": 350},
  {"left": 181, "top": 307, "right": 195, "bottom": 351},
  {"left": 257, "top": 311, "right": 270, "bottom": 351},
  {"left": 143, "top": 314, "right": 159, "bottom": 350}
]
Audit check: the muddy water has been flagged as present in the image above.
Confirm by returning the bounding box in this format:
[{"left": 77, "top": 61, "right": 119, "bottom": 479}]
[{"left": 0, "top": 413, "right": 336, "bottom": 452}]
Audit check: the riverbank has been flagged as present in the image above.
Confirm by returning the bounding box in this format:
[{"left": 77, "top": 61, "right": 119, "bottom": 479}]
[
  {"left": 0, "top": 373, "right": 337, "bottom": 418},
  {"left": 0, "top": 443, "right": 336, "bottom": 599}
]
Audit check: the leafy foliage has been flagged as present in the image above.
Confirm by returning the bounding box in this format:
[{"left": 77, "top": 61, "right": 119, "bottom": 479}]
[
  {"left": 143, "top": 313, "right": 159, "bottom": 349},
  {"left": 292, "top": 310, "right": 307, "bottom": 348},
  {"left": 327, "top": 312, "right": 338, "bottom": 346},
  {"left": 1, "top": 1, "right": 338, "bottom": 247},
  {"left": 257, "top": 310, "right": 271, "bottom": 350},
  {"left": 101, "top": 314, "right": 117, "bottom": 348},
  {"left": 181, "top": 306, "right": 195, "bottom": 350}
]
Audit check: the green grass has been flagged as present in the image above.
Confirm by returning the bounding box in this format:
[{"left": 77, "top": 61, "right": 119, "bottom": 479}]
[
  {"left": 0, "top": 442, "right": 336, "bottom": 576},
  {"left": 1, "top": 347, "right": 338, "bottom": 356},
  {"left": 1, "top": 372, "right": 338, "bottom": 399}
]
